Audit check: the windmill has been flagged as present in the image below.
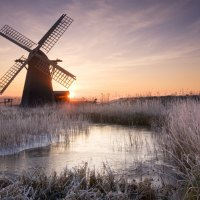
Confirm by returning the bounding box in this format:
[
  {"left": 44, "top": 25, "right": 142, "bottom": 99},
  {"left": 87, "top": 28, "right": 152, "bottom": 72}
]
[{"left": 0, "top": 14, "right": 76, "bottom": 106}]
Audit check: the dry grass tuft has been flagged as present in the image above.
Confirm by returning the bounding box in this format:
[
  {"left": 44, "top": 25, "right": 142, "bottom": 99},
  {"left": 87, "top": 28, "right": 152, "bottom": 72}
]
[{"left": 0, "top": 163, "right": 163, "bottom": 200}]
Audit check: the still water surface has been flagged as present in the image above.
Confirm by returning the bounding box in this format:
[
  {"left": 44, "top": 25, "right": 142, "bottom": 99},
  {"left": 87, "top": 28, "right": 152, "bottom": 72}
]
[{"left": 0, "top": 125, "right": 157, "bottom": 175}]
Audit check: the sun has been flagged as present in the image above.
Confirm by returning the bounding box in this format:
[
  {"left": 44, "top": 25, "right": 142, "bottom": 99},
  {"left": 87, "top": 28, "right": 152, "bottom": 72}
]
[{"left": 69, "top": 91, "right": 75, "bottom": 99}]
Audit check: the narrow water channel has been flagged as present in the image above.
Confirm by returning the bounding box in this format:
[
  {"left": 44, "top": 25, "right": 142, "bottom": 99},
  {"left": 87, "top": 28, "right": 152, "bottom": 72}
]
[{"left": 0, "top": 125, "right": 157, "bottom": 175}]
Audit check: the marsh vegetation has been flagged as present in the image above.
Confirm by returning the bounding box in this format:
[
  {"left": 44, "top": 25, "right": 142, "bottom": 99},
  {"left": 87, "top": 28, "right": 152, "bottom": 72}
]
[{"left": 0, "top": 96, "right": 200, "bottom": 199}]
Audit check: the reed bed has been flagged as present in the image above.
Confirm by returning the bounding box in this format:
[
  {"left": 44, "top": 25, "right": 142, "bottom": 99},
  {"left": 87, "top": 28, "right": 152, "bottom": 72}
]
[
  {"left": 67, "top": 99, "right": 166, "bottom": 126},
  {"left": 0, "top": 99, "right": 166, "bottom": 155},
  {"left": 0, "top": 105, "right": 89, "bottom": 155},
  {"left": 158, "top": 99, "right": 200, "bottom": 199},
  {"left": 0, "top": 162, "right": 175, "bottom": 200},
  {"left": 1, "top": 97, "right": 200, "bottom": 198}
]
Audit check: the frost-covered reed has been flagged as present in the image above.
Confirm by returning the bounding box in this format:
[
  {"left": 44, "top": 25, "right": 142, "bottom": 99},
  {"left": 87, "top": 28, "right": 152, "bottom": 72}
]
[
  {"left": 159, "top": 99, "right": 200, "bottom": 198},
  {"left": 160, "top": 100, "right": 200, "bottom": 167},
  {"left": 0, "top": 163, "right": 172, "bottom": 200},
  {"left": 0, "top": 98, "right": 171, "bottom": 156},
  {"left": 1, "top": 97, "right": 200, "bottom": 198},
  {"left": 0, "top": 105, "right": 89, "bottom": 155},
  {"left": 69, "top": 98, "right": 166, "bottom": 126}
]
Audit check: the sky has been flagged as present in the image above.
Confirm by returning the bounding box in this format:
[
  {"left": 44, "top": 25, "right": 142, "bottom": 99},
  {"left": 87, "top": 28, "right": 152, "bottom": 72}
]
[{"left": 0, "top": 0, "right": 200, "bottom": 99}]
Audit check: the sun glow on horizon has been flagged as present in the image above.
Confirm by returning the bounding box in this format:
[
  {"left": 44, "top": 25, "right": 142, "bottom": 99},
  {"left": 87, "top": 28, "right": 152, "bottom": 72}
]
[{"left": 69, "top": 91, "right": 75, "bottom": 99}]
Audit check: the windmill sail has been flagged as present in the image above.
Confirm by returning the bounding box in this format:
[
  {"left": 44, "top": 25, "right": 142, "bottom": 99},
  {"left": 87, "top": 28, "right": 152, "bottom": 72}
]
[
  {"left": 37, "top": 14, "right": 73, "bottom": 53},
  {"left": 30, "top": 56, "right": 76, "bottom": 89},
  {"left": 0, "top": 25, "right": 36, "bottom": 52},
  {"left": 0, "top": 56, "right": 27, "bottom": 94},
  {"left": 50, "top": 63, "right": 76, "bottom": 88}
]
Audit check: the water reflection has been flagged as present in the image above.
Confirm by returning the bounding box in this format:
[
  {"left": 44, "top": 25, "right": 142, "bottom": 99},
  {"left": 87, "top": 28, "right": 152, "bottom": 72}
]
[{"left": 0, "top": 125, "right": 157, "bottom": 175}]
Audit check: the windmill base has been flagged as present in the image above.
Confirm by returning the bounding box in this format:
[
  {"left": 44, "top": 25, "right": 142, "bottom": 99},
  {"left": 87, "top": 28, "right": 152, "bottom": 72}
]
[{"left": 20, "top": 68, "right": 54, "bottom": 106}]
